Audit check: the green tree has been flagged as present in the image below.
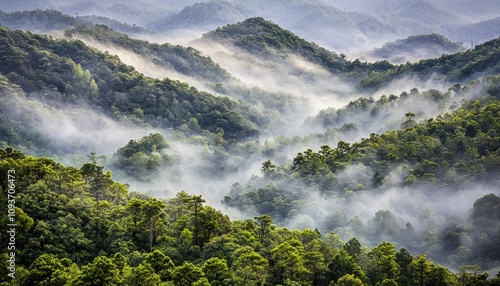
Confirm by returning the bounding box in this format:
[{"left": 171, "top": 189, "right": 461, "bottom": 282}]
[
  {"left": 76, "top": 256, "right": 122, "bottom": 286},
  {"left": 142, "top": 198, "right": 166, "bottom": 251},
  {"left": 80, "top": 163, "right": 114, "bottom": 202},
  {"left": 396, "top": 248, "right": 413, "bottom": 285},
  {"left": 409, "top": 255, "right": 432, "bottom": 286},
  {"left": 141, "top": 250, "right": 175, "bottom": 281},
  {"left": 201, "top": 257, "right": 233, "bottom": 286},
  {"left": 303, "top": 251, "right": 328, "bottom": 286},
  {"left": 233, "top": 246, "right": 269, "bottom": 286},
  {"left": 25, "top": 254, "right": 69, "bottom": 286},
  {"left": 183, "top": 195, "right": 206, "bottom": 248},
  {"left": 124, "top": 264, "right": 161, "bottom": 286},
  {"left": 255, "top": 214, "right": 273, "bottom": 245},
  {"left": 336, "top": 273, "right": 364, "bottom": 286},
  {"left": 343, "top": 238, "right": 362, "bottom": 260},
  {"left": 270, "top": 241, "right": 309, "bottom": 284},
  {"left": 368, "top": 242, "right": 400, "bottom": 284},
  {"left": 261, "top": 160, "right": 276, "bottom": 177},
  {"left": 172, "top": 262, "right": 206, "bottom": 286}
]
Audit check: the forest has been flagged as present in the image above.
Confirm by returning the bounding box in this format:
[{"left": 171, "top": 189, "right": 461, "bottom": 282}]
[
  {"left": 0, "top": 4, "right": 499, "bottom": 286},
  {"left": 0, "top": 147, "right": 499, "bottom": 285}
]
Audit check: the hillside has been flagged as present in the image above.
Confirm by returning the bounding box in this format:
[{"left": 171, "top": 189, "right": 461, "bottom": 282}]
[
  {"left": 200, "top": 17, "right": 500, "bottom": 91},
  {"left": 2, "top": 147, "right": 499, "bottom": 285},
  {"left": 200, "top": 17, "right": 395, "bottom": 83},
  {"left": 150, "top": 0, "right": 400, "bottom": 51},
  {"left": 225, "top": 82, "right": 500, "bottom": 267},
  {"left": 0, "top": 9, "right": 153, "bottom": 35},
  {"left": 360, "top": 36, "right": 500, "bottom": 90},
  {"left": 66, "top": 24, "right": 232, "bottom": 83},
  {"left": 0, "top": 0, "right": 175, "bottom": 28},
  {"left": 0, "top": 26, "right": 259, "bottom": 154},
  {"left": 369, "top": 34, "right": 465, "bottom": 63}
]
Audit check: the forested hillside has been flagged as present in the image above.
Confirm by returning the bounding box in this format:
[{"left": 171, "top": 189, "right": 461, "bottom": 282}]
[
  {"left": 369, "top": 34, "right": 465, "bottom": 64},
  {"left": 0, "top": 9, "right": 152, "bottom": 35},
  {"left": 359, "top": 37, "right": 500, "bottom": 90},
  {"left": 1, "top": 147, "right": 499, "bottom": 285},
  {"left": 201, "top": 17, "right": 389, "bottom": 84},
  {"left": 0, "top": 26, "right": 259, "bottom": 148},
  {"left": 65, "top": 24, "right": 231, "bottom": 83},
  {"left": 201, "top": 17, "right": 500, "bottom": 91}
]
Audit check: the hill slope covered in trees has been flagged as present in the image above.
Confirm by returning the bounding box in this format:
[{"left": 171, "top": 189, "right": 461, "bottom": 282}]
[
  {"left": 0, "top": 26, "right": 260, "bottom": 154},
  {"left": 1, "top": 147, "right": 499, "bottom": 285}
]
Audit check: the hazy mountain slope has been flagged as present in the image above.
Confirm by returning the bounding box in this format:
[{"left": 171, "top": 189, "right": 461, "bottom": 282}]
[
  {"left": 389, "top": 0, "right": 461, "bottom": 26},
  {"left": 3, "top": 0, "right": 499, "bottom": 54},
  {"left": 369, "top": 34, "right": 466, "bottom": 63},
  {"left": 151, "top": 0, "right": 400, "bottom": 52},
  {"left": 66, "top": 24, "right": 231, "bottom": 83},
  {"left": 199, "top": 17, "right": 395, "bottom": 83},
  {"left": 3, "top": 147, "right": 499, "bottom": 285},
  {"left": 325, "top": 0, "right": 460, "bottom": 24},
  {"left": 199, "top": 17, "right": 500, "bottom": 92},
  {"left": 151, "top": 1, "right": 254, "bottom": 32},
  {"left": 446, "top": 17, "right": 500, "bottom": 45},
  {"left": 154, "top": 0, "right": 498, "bottom": 53},
  {"left": 0, "top": 0, "right": 176, "bottom": 27},
  {"left": 360, "top": 36, "right": 500, "bottom": 90},
  {"left": 430, "top": 0, "right": 500, "bottom": 21},
  {"left": 225, "top": 84, "right": 500, "bottom": 266},
  {"left": 0, "top": 9, "right": 153, "bottom": 35}
]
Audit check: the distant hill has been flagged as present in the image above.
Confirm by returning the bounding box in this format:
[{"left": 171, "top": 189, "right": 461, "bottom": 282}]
[
  {"left": 0, "top": 9, "right": 153, "bottom": 35},
  {"left": 151, "top": 1, "right": 253, "bottom": 31},
  {"left": 153, "top": 0, "right": 499, "bottom": 53},
  {"left": 369, "top": 34, "right": 466, "bottom": 63},
  {"left": 0, "top": 0, "right": 176, "bottom": 27},
  {"left": 151, "top": 0, "right": 400, "bottom": 52},
  {"left": 200, "top": 17, "right": 500, "bottom": 91},
  {"left": 200, "top": 17, "right": 396, "bottom": 83},
  {"left": 360, "top": 36, "right": 500, "bottom": 89},
  {"left": 446, "top": 17, "right": 500, "bottom": 45},
  {"left": 67, "top": 24, "right": 231, "bottom": 83}
]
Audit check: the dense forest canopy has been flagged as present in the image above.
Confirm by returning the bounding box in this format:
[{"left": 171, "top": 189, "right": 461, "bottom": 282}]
[{"left": 1, "top": 148, "right": 500, "bottom": 285}]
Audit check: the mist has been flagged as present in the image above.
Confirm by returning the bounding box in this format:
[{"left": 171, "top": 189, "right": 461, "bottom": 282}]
[
  {"left": 1, "top": 87, "right": 155, "bottom": 158},
  {"left": 191, "top": 39, "right": 356, "bottom": 129},
  {"left": 71, "top": 35, "right": 215, "bottom": 93}
]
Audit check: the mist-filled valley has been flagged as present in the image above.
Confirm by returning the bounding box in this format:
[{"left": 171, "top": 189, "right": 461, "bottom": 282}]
[{"left": 0, "top": 2, "right": 500, "bottom": 285}]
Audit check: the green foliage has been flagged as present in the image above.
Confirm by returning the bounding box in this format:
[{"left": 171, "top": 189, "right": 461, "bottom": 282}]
[
  {"left": 233, "top": 246, "right": 269, "bottom": 286},
  {"left": 372, "top": 33, "right": 465, "bottom": 63},
  {"left": 0, "top": 14, "right": 499, "bottom": 285},
  {"left": 112, "top": 133, "right": 171, "bottom": 181},
  {"left": 204, "top": 17, "right": 500, "bottom": 91},
  {"left": 336, "top": 273, "right": 364, "bottom": 286},
  {"left": 25, "top": 254, "right": 73, "bottom": 286},
  {"left": 172, "top": 262, "right": 205, "bottom": 286},
  {"left": 76, "top": 256, "right": 122, "bottom": 286},
  {"left": 201, "top": 257, "right": 233, "bottom": 286}
]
